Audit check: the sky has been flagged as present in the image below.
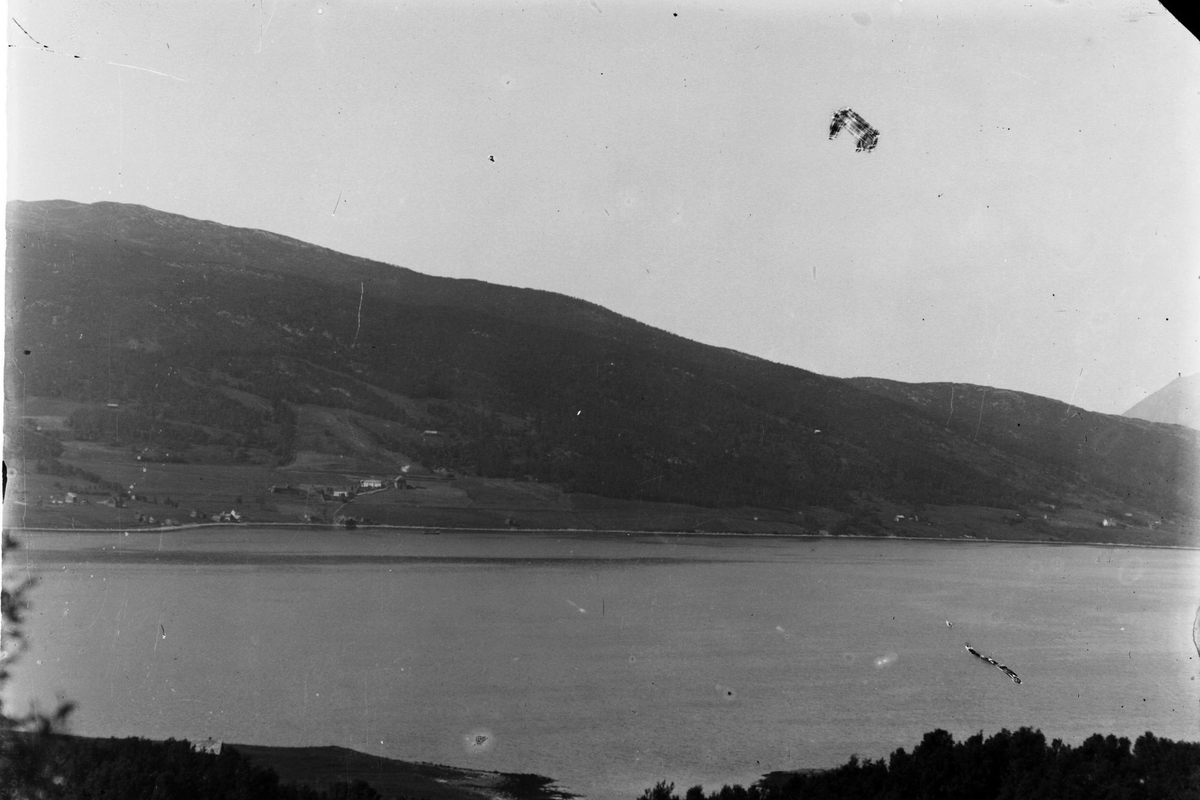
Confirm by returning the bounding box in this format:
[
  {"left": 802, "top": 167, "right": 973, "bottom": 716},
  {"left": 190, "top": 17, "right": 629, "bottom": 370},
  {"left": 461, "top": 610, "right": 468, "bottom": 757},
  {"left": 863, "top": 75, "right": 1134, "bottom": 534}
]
[{"left": 6, "top": 0, "right": 1199, "bottom": 415}]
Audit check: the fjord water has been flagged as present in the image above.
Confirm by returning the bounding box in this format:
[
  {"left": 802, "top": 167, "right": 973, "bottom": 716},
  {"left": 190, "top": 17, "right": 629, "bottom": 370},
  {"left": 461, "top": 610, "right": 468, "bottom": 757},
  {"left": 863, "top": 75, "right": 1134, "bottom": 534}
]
[{"left": 7, "top": 530, "right": 1198, "bottom": 799}]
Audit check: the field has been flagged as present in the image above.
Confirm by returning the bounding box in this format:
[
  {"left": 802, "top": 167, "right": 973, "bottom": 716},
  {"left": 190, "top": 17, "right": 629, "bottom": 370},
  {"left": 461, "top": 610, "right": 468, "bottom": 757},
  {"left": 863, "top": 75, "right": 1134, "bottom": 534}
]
[{"left": 4, "top": 404, "right": 1196, "bottom": 547}]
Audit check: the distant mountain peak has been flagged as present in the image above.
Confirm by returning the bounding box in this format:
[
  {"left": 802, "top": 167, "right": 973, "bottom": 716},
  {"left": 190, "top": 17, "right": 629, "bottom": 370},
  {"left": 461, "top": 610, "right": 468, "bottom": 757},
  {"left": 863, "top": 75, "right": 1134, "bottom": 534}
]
[{"left": 1123, "top": 373, "right": 1200, "bottom": 430}]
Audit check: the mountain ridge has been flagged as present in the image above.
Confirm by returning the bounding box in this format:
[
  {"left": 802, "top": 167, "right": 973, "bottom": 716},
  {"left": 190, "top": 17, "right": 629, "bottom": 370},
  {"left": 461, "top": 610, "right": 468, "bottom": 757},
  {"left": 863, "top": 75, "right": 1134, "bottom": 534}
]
[
  {"left": 5, "top": 199, "right": 1196, "bottom": 542},
  {"left": 1123, "top": 373, "right": 1200, "bottom": 430}
]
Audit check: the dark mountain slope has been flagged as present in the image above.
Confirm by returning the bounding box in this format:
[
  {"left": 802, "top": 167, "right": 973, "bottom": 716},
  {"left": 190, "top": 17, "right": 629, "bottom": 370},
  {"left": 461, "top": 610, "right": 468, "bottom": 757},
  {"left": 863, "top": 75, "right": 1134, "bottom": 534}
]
[
  {"left": 848, "top": 378, "right": 1197, "bottom": 516},
  {"left": 6, "top": 200, "right": 1196, "bottom": 520}
]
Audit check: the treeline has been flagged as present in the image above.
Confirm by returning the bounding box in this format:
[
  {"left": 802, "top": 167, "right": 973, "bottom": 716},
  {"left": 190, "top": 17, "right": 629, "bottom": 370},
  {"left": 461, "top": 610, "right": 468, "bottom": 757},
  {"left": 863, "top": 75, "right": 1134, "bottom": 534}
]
[
  {"left": 0, "top": 734, "right": 418, "bottom": 800},
  {"left": 3, "top": 424, "right": 65, "bottom": 460},
  {"left": 640, "top": 728, "right": 1200, "bottom": 800},
  {"left": 35, "top": 458, "right": 124, "bottom": 495},
  {"left": 66, "top": 404, "right": 272, "bottom": 451}
]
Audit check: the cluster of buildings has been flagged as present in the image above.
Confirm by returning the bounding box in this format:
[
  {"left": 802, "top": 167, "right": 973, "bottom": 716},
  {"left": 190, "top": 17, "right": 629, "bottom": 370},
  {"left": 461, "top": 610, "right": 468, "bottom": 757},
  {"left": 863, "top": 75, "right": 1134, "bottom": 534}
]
[
  {"left": 43, "top": 471, "right": 410, "bottom": 528},
  {"left": 130, "top": 509, "right": 241, "bottom": 526},
  {"left": 269, "top": 476, "right": 401, "bottom": 502}
]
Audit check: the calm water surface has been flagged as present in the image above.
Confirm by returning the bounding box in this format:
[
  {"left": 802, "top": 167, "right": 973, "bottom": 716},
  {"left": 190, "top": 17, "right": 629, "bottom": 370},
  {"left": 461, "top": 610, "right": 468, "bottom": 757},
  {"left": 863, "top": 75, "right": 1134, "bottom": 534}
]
[{"left": 6, "top": 530, "right": 1199, "bottom": 799}]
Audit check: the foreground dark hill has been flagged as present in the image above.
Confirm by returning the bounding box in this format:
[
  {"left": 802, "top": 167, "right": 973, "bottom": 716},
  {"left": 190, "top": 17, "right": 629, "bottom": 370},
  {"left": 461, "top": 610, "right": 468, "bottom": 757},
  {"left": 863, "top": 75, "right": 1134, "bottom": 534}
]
[
  {"left": 1124, "top": 373, "right": 1200, "bottom": 431},
  {"left": 5, "top": 200, "right": 1197, "bottom": 535},
  {"left": 2, "top": 735, "right": 572, "bottom": 800}
]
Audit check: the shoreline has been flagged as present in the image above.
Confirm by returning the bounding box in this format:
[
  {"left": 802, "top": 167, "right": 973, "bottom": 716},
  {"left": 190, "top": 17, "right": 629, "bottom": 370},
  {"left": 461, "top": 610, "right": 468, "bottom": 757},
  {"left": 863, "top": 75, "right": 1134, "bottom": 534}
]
[
  {"left": 5, "top": 521, "right": 1198, "bottom": 550},
  {"left": 33, "top": 736, "right": 576, "bottom": 800}
]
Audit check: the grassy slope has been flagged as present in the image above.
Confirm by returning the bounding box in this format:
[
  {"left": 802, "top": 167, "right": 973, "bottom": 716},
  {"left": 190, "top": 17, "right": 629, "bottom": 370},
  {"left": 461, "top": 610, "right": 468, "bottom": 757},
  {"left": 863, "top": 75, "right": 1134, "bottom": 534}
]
[{"left": 6, "top": 431, "right": 1195, "bottom": 546}]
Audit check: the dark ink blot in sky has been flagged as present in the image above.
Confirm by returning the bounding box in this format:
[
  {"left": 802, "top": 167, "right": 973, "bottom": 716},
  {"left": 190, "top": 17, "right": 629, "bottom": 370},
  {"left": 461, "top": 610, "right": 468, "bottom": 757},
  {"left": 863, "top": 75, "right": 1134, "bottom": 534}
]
[{"left": 829, "top": 107, "right": 880, "bottom": 153}]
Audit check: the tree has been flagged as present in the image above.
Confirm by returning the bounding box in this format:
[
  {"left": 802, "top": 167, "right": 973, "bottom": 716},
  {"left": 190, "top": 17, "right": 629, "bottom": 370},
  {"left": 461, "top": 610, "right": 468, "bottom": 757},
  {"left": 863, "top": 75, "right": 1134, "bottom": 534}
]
[
  {"left": 640, "top": 781, "right": 680, "bottom": 800},
  {"left": 328, "top": 779, "right": 382, "bottom": 800},
  {"left": 1, "top": 531, "right": 77, "bottom": 796}
]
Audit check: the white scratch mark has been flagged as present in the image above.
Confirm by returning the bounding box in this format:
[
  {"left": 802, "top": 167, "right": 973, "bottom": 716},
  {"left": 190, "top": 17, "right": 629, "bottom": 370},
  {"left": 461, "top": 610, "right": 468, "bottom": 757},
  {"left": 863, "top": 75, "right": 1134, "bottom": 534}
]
[
  {"left": 105, "top": 59, "right": 187, "bottom": 82},
  {"left": 973, "top": 388, "right": 987, "bottom": 439},
  {"left": 9, "top": 18, "right": 188, "bottom": 82},
  {"left": 1065, "top": 368, "right": 1084, "bottom": 413},
  {"left": 351, "top": 282, "right": 364, "bottom": 348},
  {"left": 257, "top": 0, "right": 279, "bottom": 53}
]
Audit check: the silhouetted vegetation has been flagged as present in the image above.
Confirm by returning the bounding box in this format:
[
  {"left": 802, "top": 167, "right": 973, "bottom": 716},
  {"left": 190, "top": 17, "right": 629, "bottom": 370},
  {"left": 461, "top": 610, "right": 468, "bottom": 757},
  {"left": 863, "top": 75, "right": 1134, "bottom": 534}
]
[
  {"left": 0, "top": 734, "right": 413, "bottom": 799},
  {"left": 642, "top": 727, "right": 1200, "bottom": 800},
  {"left": 2, "top": 531, "right": 78, "bottom": 798}
]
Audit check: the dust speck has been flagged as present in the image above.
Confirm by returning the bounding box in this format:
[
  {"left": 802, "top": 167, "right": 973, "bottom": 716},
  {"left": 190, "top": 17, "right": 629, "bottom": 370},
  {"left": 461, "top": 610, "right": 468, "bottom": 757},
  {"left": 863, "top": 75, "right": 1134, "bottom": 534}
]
[
  {"left": 873, "top": 651, "right": 898, "bottom": 669},
  {"left": 462, "top": 728, "right": 495, "bottom": 754}
]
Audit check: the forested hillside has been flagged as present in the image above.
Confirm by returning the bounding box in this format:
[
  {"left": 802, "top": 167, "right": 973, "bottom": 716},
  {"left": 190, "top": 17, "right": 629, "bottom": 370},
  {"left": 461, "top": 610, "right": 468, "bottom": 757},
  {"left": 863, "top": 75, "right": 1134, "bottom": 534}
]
[{"left": 6, "top": 200, "right": 1196, "bottom": 524}]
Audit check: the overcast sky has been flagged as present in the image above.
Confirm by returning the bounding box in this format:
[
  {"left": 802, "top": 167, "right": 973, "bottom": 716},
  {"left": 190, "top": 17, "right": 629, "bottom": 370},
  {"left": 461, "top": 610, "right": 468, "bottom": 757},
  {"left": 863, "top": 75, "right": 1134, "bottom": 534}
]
[{"left": 7, "top": 0, "right": 1198, "bottom": 414}]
